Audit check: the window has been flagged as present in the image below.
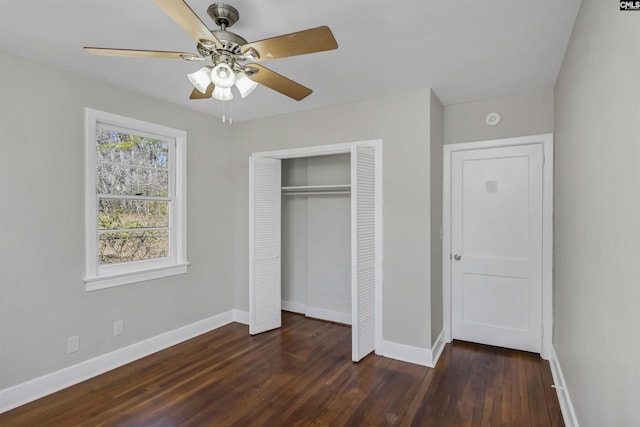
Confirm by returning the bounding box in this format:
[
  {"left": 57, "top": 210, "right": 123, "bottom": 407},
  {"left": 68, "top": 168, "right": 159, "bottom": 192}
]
[{"left": 84, "top": 108, "right": 188, "bottom": 290}]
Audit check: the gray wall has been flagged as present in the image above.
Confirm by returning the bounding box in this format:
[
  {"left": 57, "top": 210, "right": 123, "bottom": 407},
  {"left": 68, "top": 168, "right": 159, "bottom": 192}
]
[
  {"left": 232, "top": 89, "right": 434, "bottom": 348},
  {"left": 444, "top": 90, "right": 554, "bottom": 144},
  {"left": 0, "top": 51, "right": 235, "bottom": 388},
  {"left": 553, "top": 1, "right": 640, "bottom": 426},
  {"left": 429, "top": 92, "right": 444, "bottom": 345}
]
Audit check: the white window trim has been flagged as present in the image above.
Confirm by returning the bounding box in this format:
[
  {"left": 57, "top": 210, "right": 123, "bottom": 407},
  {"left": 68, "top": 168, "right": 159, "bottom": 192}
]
[{"left": 84, "top": 108, "right": 188, "bottom": 291}]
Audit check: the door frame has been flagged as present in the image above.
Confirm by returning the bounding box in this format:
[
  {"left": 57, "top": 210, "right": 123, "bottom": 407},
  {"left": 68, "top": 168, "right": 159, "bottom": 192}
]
[
  {"left": 442, "top": 134, "right": 554, "bottom": 359},
  {"left": 250, "top": 139, "right": 383, "bottom": 357}
]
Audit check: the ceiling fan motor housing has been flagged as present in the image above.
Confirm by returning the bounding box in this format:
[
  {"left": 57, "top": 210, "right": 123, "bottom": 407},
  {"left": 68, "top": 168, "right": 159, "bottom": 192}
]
[
  {"left": 198, "top": 4, "right": 247, "bottom": 68},
  {"left": 207, "top": 3, "right": 240, "bottom": 29}
]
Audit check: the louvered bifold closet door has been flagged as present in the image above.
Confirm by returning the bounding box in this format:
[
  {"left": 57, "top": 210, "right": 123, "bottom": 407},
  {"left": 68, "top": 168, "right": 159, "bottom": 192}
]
[
  {"left": 351, "top": 146, "right": 376, "bottom": 361},
  {"left": 249, "top": 157, "right": 282, "bottom": 335}
]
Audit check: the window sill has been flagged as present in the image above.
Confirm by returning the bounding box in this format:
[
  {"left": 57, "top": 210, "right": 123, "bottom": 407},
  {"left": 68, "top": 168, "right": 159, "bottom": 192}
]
[{"left": 84, "top": 262, "right": 190, "bottom": 291}]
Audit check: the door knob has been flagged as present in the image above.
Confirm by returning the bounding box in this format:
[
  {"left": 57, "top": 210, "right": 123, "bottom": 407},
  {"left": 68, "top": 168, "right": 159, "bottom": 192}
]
[{"left": 454, "top": 254, "right": 461, "bottom": 261}]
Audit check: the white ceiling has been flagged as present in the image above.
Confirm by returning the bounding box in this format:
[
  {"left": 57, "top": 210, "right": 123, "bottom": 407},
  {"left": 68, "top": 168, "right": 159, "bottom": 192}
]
[{"left": 0, "top": 0, "right": 581, "bottom": 122}]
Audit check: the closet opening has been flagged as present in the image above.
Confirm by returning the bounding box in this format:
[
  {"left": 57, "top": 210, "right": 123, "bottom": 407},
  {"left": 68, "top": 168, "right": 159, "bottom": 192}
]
[
  {"left": 249, "top": 140, "right": 382, "bottom": 362},
  {"left": 281, "top": 154, "right": 352, "bottom": 325}
]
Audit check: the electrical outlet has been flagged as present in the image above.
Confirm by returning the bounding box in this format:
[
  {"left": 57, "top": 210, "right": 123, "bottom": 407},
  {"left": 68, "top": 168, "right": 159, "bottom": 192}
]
[
  {"left": 113, "top": 320, "right": 124, "bottom": 336},
  {"left": 67, "top": 335, "right": 79, "bottom": 354}
]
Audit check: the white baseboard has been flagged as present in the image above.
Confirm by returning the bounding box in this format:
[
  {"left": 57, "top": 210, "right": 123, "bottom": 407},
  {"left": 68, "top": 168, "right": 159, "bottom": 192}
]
[
  {"left": 0, "top": 309, "right": 243, "bottom": 414},
  {"left": 378, "top": 330, "right": 445, "bottom": 368},
  {"left": 281, "top": 300, "right": 306, "bottom": 314},
  {"left": 232, "top": 309, "right": 249, "bottom": 325},
  {"left": 431, "top": 330, "right": 445, "bottom": 366},
  {"left": 281, "top": 300, "right": 351, "bottom": 325},
  {"left": 549, "top": 346, "right": 580, "bottom": 427},
  {"left": 304, "top": 306, "right": 351, "bottom": 325}
]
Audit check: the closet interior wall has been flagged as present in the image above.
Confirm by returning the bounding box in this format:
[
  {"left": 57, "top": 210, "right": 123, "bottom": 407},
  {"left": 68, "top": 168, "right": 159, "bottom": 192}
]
[{"left": 281, "top": 154, "right": 352, "bottom": 324}]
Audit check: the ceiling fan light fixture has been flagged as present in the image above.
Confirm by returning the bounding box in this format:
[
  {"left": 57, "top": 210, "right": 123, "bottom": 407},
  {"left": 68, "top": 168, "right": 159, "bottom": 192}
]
[
  {"left": 211, "top": 62, "right": 235, "bottom": 88},
  {"left": 212, "top": 86, "right": 233, "bottom": 101},
  {"left": 235, "top": 71, "right": 258, "bottom": 98},
  {"left": 187, "top": 66, "right": 213, "bottom": 94}
]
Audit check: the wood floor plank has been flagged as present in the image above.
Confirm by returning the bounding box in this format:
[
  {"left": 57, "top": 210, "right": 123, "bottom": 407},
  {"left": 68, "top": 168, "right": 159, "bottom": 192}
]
[
  {"left": 541, "top": 359, "right": 565, "bottom": 427},
  {"left": 398, "top": 366, "right": 436, "bottom": 427},
  {"left": 0, "top": 313, "right": 564, "bottom": 427},
  {"left": 500, "top": 347, "right": 515, "bottom": 426},
  {"left": 480, "top": 346, "right": 505, "bottom": 427},
  {"left": 517, "top": 353, "right": 532, "bottom": 427},
  {"left": 526, "top": 357, "right": 550, "bottom": 427}
]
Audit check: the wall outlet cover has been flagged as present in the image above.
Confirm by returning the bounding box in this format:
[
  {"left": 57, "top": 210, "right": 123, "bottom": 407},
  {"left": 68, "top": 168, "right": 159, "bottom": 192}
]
[
  {"left": 113, "top": 320, "right": 124, "bottom": 336},
  {"left": 67, "top": 335, "right": 79, "bottom": 354}
]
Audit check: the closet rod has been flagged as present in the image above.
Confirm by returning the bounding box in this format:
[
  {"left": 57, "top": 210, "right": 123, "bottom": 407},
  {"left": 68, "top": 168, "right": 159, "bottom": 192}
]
[
  {"left": 282, "top": 184, "right": 351, "bottom": 196},
  {"left": 282, "top": 184, "right": 350, "bottom": 191},
  {"left": 283, "top": 191, "right": 350, "bottom": 196}
]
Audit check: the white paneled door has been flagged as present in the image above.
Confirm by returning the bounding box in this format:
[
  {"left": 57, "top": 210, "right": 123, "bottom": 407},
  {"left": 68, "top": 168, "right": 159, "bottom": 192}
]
[
  {"left": 451, "top": 144, "right": 543, "bottom": 353},
  {"left": 351, "top": 146, "right": 376, "bottom": 361},
  {"left": 249, "top": 157, "right": 282, "bottom": 335}
]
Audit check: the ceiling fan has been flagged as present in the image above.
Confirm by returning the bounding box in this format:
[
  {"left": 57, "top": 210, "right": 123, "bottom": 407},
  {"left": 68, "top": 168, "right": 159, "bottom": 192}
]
[{"left": 84, "top": 0, "right": 338, "bottom": 103}]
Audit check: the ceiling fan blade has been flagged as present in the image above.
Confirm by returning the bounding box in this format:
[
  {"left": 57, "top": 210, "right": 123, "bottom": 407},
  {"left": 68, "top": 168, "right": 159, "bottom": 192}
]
[
  {"left": 154, "top": 0, "right": 222, "bottom": 49},
  {"left": 242, "top": 26, "right": 338, "bottom": 62},
  {"left": 189, "top": 83, "right": 214, "bottom": 99},
  {"left": 246, "top": 64, "right": 312, "bottom": 101},
  {"left": 84, "top": 47, "right": 198, "bottom": 60}
]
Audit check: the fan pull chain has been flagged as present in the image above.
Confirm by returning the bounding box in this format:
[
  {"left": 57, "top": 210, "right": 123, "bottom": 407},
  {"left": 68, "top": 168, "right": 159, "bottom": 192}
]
[{"left": 221, "top": 99, "right": 233, "bottom": 126}]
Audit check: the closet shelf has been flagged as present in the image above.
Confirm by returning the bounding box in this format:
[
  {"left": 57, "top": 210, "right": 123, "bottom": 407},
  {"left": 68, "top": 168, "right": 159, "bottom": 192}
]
[{"left": 282, "top": 184, "right": 351, "bottom": 195}]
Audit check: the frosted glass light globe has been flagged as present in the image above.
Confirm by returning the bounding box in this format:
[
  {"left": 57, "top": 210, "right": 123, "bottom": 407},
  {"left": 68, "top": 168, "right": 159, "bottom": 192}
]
[
  {"left": 235, "top": 71, "right": 258, "bottom": 98},
  {"left": 210, "top": 63, "right": 235, "bottom": 88},
  {"left": 212, "top": 86, "right": 233, "bottom": 101}
]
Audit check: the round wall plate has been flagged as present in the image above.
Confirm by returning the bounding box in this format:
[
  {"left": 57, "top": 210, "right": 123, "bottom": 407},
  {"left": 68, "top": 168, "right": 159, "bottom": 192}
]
[{"left": 485, "top": 112, "right": 501, "bottom": 126}]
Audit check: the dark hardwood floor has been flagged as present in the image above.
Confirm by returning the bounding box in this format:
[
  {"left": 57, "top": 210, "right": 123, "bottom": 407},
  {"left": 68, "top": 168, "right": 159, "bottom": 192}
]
[{"left": 0, "top": 312, "right": 563, "bottom": 426}]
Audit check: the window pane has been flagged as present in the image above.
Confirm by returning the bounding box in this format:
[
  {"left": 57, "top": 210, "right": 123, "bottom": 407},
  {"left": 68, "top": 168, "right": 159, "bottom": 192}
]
[
  {"left": 96, "top": 128, "right": 169, "bottom": 169},
  {"left": 98, "top": 199, "right": 169, "bottom": 230},
  {"left": 96, "top": 163, "right": 169, "bottom": 196},
  {"left": 99, "top": 230, "right": 169, "bottom": 264}
]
